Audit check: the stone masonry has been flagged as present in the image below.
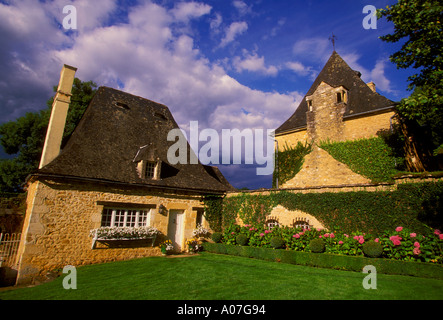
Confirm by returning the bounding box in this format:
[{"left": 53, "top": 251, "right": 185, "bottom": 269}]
[{"left": 15, "top": 177, "right": 207, "bottom": 284}]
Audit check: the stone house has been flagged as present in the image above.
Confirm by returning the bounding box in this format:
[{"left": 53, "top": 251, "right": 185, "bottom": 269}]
[
  {"left": 275, "top": 51, "right": 396, "bottom": 188},
  {"left": 15, "top": 65, "right": 233, "bottom": 284}
]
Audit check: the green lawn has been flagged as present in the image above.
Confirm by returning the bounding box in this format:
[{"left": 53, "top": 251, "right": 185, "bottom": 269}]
[{"left": 1, "top": 252, "right": 442, "bottom": 300}]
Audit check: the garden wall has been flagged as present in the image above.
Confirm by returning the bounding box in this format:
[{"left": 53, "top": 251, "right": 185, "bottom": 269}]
[{"left": 204, "top": 176, "right": 443, "bottom": 235}]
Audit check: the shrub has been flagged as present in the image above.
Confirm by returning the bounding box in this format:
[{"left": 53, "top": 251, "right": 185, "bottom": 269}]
[
  {"left": 362, "top": 240, "right": 384, "bottom": 258},
  {"left": 270, "top": 236, "right": 285, "bottom": 249},
  {"left": 236, "top": 234, "right": 249, "bottom": 246},
  {"left": 309, "top": 239, "right": 325, "bottom": 253},
  {"left": 211, "top": 232, "right": 223, "bottom": 243}
]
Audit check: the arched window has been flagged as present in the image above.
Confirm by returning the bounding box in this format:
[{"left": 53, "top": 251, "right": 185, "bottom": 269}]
[
  {"left": 292, "top": 217, "right": 310, "bottom": 230},
  {"left": 266, "top": 217, "right": 280, "bottom": 229}
]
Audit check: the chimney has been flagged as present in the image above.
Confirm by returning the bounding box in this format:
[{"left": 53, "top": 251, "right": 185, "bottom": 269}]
[
  {"left": 39, "top": 64, "right": 77, "bottom": 169},
  {"left": 367, "top": 81, "right": 376, "bottom": 93}
]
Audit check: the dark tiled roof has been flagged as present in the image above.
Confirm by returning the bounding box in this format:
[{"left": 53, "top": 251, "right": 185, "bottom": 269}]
[
  {"left": 38, "top": 87, "right": 234, "bottom": 193},
  {"left": 276, "top": 51, "right": 396, "bottom": 135}
]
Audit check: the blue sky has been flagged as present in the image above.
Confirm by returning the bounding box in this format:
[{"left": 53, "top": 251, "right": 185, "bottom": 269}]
[{"left": 0, "top": 0, "right": 413, "bottom": 189}]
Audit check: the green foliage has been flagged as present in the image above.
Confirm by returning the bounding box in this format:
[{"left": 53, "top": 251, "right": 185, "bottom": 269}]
[
  {"left": 362, "top": 241, "right": 384, "bottom": 258},
  {"left": 214, "top": 223, "right": 443, "bottom": 264},
  {"left": 209, "top": 181, "right": 443, "bottom": 237},
  {"left": 309, "top": 239, "right": 326, "bottom": 253},
  {"left": 211, "top": 232, "right": 223, "bottom": 243},
  {"left": 377, "top": 0, "right": 443, "bottom": 155},
  {"left": 203, "top": 195, "right": 224, "bottom": 232},
  {"left": 270, "top": 236, "right": 285, "bottom": 249},
  {"left": 319, "top": 137, "right": 402, "bottom": 183},
  {"left": 273, "top": 141, "right": 312, "bottom": 187},
  {"left": 0, "top": 78, "right": 97, "bottom": 192},
  {"left": 235, "top": 234, "right": 249, "bottom": 246},
  {"left": 203, "top": 243, "right": 443, "bottom": 280}
]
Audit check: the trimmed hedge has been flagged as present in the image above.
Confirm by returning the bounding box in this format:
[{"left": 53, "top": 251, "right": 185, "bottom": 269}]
[{"left": 202, "top": 242, "right": 443, "bottom": 280}]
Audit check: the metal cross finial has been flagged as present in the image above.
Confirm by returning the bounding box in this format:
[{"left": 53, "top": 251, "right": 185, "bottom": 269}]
[{"left": 329, "top": 33, "right": 337, "bottom": 51}]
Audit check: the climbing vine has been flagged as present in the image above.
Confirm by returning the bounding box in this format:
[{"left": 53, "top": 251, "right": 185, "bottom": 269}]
[
  {"left": 203, "top": 182, "right": 443, "bottom": 236},
  {"left": 319, "top": 137, "right": 402, "bottom": 183},
  {"left": 273, "top": 140, "right": 312, "bottom": 187}
]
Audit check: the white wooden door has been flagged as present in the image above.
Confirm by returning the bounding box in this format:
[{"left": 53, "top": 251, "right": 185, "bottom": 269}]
[{"left": 168, "top": 210, "right": 184, "bottom": 251}]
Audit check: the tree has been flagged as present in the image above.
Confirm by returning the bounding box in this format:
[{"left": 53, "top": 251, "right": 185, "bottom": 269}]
[
  {"left": 0, "top": 78, "right": 97, "bottom": 192},
  {"left": 377, "top": 0, "right": 443, "bottom": 162}
]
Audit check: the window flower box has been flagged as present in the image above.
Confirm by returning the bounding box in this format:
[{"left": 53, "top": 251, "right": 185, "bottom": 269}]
[{"left": 90, "top": 226, "right": 160, "bottom": 249}]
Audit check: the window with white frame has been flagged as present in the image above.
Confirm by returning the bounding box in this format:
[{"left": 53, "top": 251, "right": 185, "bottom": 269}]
[
  {"left": 266, "top": 218, "right": 280, "bottom": 229},
  {"left": 101, "top": 208, "right": 151, "bottom": 227}
]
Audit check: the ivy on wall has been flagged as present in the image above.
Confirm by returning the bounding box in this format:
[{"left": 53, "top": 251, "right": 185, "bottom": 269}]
[
  {"left": 318, "top": 137, "right": 403, "bottom": 183},
  {"left": 273, "top": 141, "right": 312, "bottom": 187},
  {"left": 203, "top": 182, "right": 443, "bottom": 236}
]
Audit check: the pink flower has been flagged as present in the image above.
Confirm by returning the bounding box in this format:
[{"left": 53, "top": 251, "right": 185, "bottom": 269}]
[
  {"left": 414, "top": 241, "right": 420, "bottom": 248},
  {"left": 324, "top": 233, "right": 330, "bottom": 238},
  {"left": 293, "top": 234, "right": 300, "bottom": 239},
  {"left": 249, "top": 228, "right": 254, "bottom": 231},
  {"left": 244, "top": 224, "right": 250, "bottom": 227},
  {"left": 231, "top": 232, "right": 235, "bottom": 235},
  {"left": 413, "top": 247, "right": 421, "bottom": 256},
  {"left": 265, "top": 230, "right": 271, "bottom": 234},
  {"left": 396, "top": 226, "right": 403, "bottom": 232},
  {"left": 359, "top": 238, "right": 365, "bottom": 244},
  {"left": 434, "top": 229, "right": 441, "bottom": 235},
  {"left": 410, "top": 233, "right": 417, "bottom": 238},
  {"left": 439, "top": 234, "right": 443, "bottom": 240},
  {"left": 344, "top": 234, "right": 349, "bottom": 238},
  {"left": 338, "top": 240, "right": 344, "bottom": 245},
  {"left": 319, "top": 235, "right": 323, "bottom": 238},
  {"left": 353, "top": 236, "right": 359, "bottom": 240},
  {"left": 260, "top": 233, "right": 265, "bottom": 237},
  {"left": 390, "top": 235, "right": 402, "bottom": 246},
  {"left": 330, "top": 233, "right": 335, "bottom": 238},
  {"left": 374, "top": 238, "right": 379, "bottom": 242}
]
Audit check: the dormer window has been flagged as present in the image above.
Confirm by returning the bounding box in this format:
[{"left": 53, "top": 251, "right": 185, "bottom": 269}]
[
  {"left": 307, "top": 99, "right": 313, "bottom": 111},
  {"left": 145, "top": 161, "right": 157, "bottom": 179},
  {"left": 136, "top": 159, "right": 161, "bottom": 180},
  {"left": 336, "top": 90, "right": 348, "bottom": 104}
]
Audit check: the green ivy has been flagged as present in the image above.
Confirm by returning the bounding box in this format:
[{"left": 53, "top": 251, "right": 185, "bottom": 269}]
[
  {"left": 273, "top": 141, "right": 312, "bottom": 187},
  {"left": 319, "top": 137, "right": 403, "bottom": 183},
  {"left": 203, "top": 181, "right": 443, "bottom": 236}
]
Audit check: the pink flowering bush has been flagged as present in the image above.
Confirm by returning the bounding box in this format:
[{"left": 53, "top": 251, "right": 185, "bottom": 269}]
[{"left": 221, "top": 222, "right": 442, "bottom": 263}]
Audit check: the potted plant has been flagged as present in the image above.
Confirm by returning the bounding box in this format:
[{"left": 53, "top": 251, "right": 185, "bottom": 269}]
[
  {"left": 186, "top": 239, "right": 201, "bottom": 254},
  {"left": 192, "top": 224, "right": 211, "bottom": 241},
  {"left": 160, "top": 240, "right": 174, "bottom": 255}
]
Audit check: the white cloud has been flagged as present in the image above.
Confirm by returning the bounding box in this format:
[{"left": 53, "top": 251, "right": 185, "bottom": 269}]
[
  {"left": 233, "top": 50, "right": 278, "bottom": 76},
  {"left": 285, "top": 61, "right": 317, "bottom": 80},
  {"left": 210, "top": 12, "right": 223, "bottom": 32},
  {"left": 341, "top": 53, "right": 394, "bottom": 94},
  {"left": 232, "top": 0, "right": 251, "bottom": 16},
  {"left": 170, "top": 1, "right": 212, "bottom": 22},
  {"left": 292, "top": 37, "right": 330, "bottom": 62},
  {"left": 370, "top": 59, "right": 393, "bottom": 93},
  {"left": 50, "top": 1, "right": 297, "bottom": 134},
  {"left": 219, "top": 21, "right": 248, "bottom": 48}
]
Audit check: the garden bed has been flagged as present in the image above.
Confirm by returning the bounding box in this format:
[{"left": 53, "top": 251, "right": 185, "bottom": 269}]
[{"left": 202, "top": 242, "right": 443, "bottom": 280}]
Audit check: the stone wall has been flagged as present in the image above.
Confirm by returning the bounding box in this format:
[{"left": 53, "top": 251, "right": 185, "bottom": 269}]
[
  {"left": 16, "top": 177, "right": 207, "bottom": 285},
  {"left": 275, "top": 81, "right": 396, "bottom": 189},
  {"left": 282, "top": 146, "right": 371, "bottom": 188}
]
